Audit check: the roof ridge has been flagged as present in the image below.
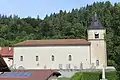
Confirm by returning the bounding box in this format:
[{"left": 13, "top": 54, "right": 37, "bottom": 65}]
[
  {"left": 13, "top": 39, "right": 90, "bottom": 47},
  {"left": 25, "top": 39, "right": 87, "bottom": 41}
]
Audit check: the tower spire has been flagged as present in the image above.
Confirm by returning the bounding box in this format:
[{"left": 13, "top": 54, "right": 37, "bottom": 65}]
[{"left": 89, "top": 12, "right": 103, "bottom": 29}]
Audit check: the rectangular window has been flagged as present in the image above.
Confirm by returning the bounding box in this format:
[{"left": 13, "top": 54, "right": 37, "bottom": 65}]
[
  {"left": 52, "top": 55, "right": 55, "bottom": 61},
  {"left": 80, "top": 62, "right": 83, "bottom": 69},
  {"left": 68, "top": 55, "right": 72, "bottom": 61},
  {"left": 20, "top": 56, "right": 23, "bottom": 61},
  {"left": 68, "top": 64, "right": 71, "bottom": 69},
  {"left": 96, "top": 60, "right": 99, "bottom": 66},
  {"left": 59, "top": 64, "right": 63, "bottom": 69},
  {"left": 36, "top": 56, "right": 39, "bottom": 61},
  {"left": 66, "top": 64, "right": 71, "bottom": 69},
  {"left": 74, "top": 66, "right": 77, "bottom": 69}
]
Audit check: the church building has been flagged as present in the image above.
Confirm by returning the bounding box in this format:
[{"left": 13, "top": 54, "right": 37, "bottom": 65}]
[{"left": 13, "top": 14, "right": 107, "bottom": 70}]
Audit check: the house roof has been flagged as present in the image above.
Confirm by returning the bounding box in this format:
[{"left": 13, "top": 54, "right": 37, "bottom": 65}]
[
  {"left": 0, "top": 47, "right": 13, "bottom": 57},
  {"left": 89, "top": 13, "right": 104, "bottom": 29},
  {"left": 0, "top": 69, "right": 61, "bottom": 80},
  {"left": 13, "top": 39, "right": 90, "bottom": 47},
  {"left": 24, "top": 69, "right": 61, "bottom": 80},
  {"left": 0, "top": 54, "right": 10, "bottom": 72}
]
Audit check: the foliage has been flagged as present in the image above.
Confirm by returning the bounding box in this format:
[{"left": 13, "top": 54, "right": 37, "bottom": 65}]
[
  {"left": 58, "top": 77, "right": 70, "bottom": 80},
  {"left": 0, "top": 1, "right": 120, "bottom": 78},
  {"left": 70, "top": 71, "right": 117, "bottom": 80},
  {"left": 105, "top": 71, "right": 118, "bottom": 80},
  {"left": 107, "top": 59, "right": 116, "bottom": 66},
  {"left": 81, "top": 72, "right": 100, "bottom": 80},
  {"left": 70, "top": 72, "right": 100, "bottom": 80},
  {"left": 70, "top": 72, "right": 83, "bottom": 80}
]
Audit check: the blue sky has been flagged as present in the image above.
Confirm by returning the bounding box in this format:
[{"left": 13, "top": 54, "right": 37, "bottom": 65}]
[{"left": 0, "top": 0, "right": 119, "bottom": 19}]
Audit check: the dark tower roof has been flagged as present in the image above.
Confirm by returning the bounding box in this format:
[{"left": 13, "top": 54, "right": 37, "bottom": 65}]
[{"left": 89, "top": 13, "right": 104, "bottom": 29}]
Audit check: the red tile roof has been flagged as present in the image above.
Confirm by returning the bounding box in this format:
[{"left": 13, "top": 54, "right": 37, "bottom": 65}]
[
  {"left": 0, "top": 77, "right": 28, "bottom": 80},
  {"left": 0, "top": 47, "right": 13, "bottom": 57},
  {"left": 0, "top": 69, "right": 61, "bottom": 80},
  {"left": 24, "top": 69, "right": 60, "bottom": 80},
  {"left": 14, "top": 39, "right": 90, "bottom": 47}
]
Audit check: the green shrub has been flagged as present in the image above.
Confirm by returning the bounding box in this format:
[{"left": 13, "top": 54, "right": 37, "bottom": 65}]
[
  {"left": 107, "top": 60, "right": 116, "bottom": 66},
  {"left": 70, "top": 71, "right": 118, "bottom": 80},
  {"left": 70, "top": 72, "right": 83, "bottom": 80},
  {"left": 81, "top": 72, "right": 100, "bottom": 80},
  {"left": 70, "top": 72, "right": 100, "bottom": 80},
  {"left": 58, "top": 77, "right": 70, "bottom": 80},
  {"left": 105, "top": 71, "right": 118, "bottom": 80}
]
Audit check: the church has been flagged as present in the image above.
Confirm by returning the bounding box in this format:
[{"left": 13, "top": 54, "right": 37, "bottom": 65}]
[{"left": 13, "top": 13, "right": 107, "bottom": 70}]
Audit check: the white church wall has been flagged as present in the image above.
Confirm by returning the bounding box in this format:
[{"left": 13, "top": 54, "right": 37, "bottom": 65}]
[
  {"left": 90, "top": 40, "right": 107, "bottom": 68},
  {"left": 88, "top": 29, "right": 106, "bottom": 40},
  {"left": 88, "top": 29, "right": 107, "bottom": 69},
  {"left": 14, "top": 45, "right": 90, "bottom": 69}
]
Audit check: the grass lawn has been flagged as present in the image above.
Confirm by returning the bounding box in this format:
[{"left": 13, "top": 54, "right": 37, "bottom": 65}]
[{"left": 58, "top": 78, "right": 70, "bottom": 80}]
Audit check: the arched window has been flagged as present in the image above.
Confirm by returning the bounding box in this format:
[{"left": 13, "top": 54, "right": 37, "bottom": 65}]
[
  {"left": 96, "top": 60, "right": 99, "bottom": 66},
  {"left": 52, "top": 55, "right": 55, "bottom": 61},
  {"left": 95, "top": 32, "right": 99, "bottom": 38},
  {"left": 68, "top": 55, "right": 72, "bottom": 61},
  {"left": 20, "top": 56, "right": 23, "bottom": 61},
  {"left": 36, "top": 56, "right": 39, "bottom": 61}
]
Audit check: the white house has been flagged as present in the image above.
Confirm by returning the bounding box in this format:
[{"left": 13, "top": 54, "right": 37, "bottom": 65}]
[{"left": 13, "top": 14, "right": 107, "bottom": 70}]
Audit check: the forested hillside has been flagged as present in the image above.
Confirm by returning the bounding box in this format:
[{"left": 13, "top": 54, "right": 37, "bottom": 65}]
[{"left": 0, "top": 1, "right": 120, "bottom": 72}]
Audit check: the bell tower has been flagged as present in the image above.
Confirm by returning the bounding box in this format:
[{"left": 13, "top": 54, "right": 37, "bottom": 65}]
[{"left": 88, "top": 13, "right": 107, "bottom": 69}]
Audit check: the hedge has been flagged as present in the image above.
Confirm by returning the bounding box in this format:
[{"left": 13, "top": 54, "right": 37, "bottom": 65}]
[
  {"left": 105, "top": 71, "right": 118, "bottom": 80},
  {"left": 70, "top": 71, "right": 118, "bottom": 80},
  {"left": 81, "top": 72, "right": 100, "bottom": 80},
  {"left": 58, "top": 77, "right": 70, "bottom": 80},
  {"left": 70, "top": 72, "right": 100, "bottom": 80},
  {"left": 70, "top": 72, "right": 83, "bottom": 80}
]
